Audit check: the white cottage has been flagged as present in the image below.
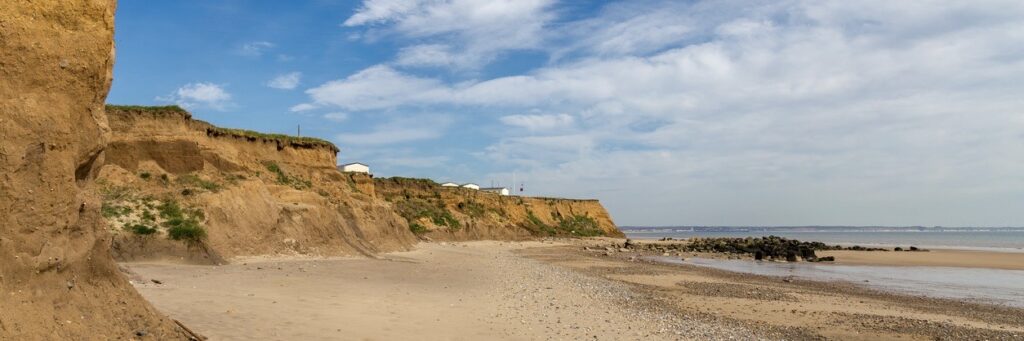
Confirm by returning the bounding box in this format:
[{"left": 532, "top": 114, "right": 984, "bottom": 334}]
[
  {"left": 480, "top": 187, "right": 510, "bottom": 196},
  {"left": 461, "top": 183, "right": 480, "bottom": 190},
  {"left": 338, "top": 162, "right": 370, "bottom": 174},
  {"left": 440, "top": 182, "right": 460, "bottom": 187}
]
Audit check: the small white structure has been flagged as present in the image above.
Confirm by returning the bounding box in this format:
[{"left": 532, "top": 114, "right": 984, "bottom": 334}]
[
  {"left": 480, "top": 187, "right": 510, "bottom": 196},
  {"left": 441, "top": 182, "right": 460, "bottom": 187},
  {"left": 339, "top": 162, "right": 370, "bottom": 174},
  {"left": 461, "top": 183, "right": 480, "bottom": 190}
]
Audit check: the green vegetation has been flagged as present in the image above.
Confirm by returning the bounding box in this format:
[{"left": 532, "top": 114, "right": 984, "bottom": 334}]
[
  {"left": 176, "top": 174, "right": 221, "bottom": 192},
  {"left": 432, "top": 211, "right": 460, "bottom": 229},
  {"left": 457, "top": 201, "right": 487, "bottom": 218},
  {"left": 158, "top": 200, "right": 207, "bottom": 245},
  {"left": 208, "top": 126, "right": 338, "bottom": 152},
  {"left": 264, "top": 162, "right": 312, "bottom": 190},
  {"left": 101, "top": 203, "right": 131, "bottom": 218},
  {"left": 395, "top": 199, "right": 460, "bottom": 230},
  {"left": 557, "top": 215, "right": 603, "bottom": 237},
  {"left": 523, "top": 211, "right": 602, "bottom": 237},
  {"left": 105, "top": 104, "right": 188, "bottom": 114},
  {"left": 127, "top": 224, "right": 157, "bottom": 235},
  {"left": 139, "top": 172, "right": 151, "bottom": 180},
  {"left": 140, "top": 209, "right": 156, "bottom": 222},
  {"left": 409, "top": 222, "right": 428, "bottom": 235},
  {"left": 524, "top": 210, "right": 556, "bottom": 236}
]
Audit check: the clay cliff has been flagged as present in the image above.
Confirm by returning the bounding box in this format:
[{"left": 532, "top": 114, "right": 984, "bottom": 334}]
[
  {"left": 0, "top": 1, "right": 189, "bottom": 339},
  {"left": 98, "top": 106, "right": 417, "bottom": 262},
  {"left": 97, "top": 105, "right": 622, "bottom": 261},
  {"left": 374, "top": 178, "right": 624, "bottom": 240}
]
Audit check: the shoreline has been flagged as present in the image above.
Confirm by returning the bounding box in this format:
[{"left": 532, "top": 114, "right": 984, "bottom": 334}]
[
  {"left": 124, "top": 240, "right": 1024, "bottom": 340},
  {"left": 625, "top": 235, "right": 1024, "bottom": 254}
]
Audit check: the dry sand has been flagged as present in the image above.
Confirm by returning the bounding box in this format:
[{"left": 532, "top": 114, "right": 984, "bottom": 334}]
[
  {"left": 125, "top": 241, "right": 1024, "bottom": 340},
  {"left": 126, "top": 241, "right": 744, "bottom": 340}
]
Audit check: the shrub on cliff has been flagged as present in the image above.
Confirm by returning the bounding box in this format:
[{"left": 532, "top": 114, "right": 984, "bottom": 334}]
[
  {"left": 265, "top": 162, "right": 312, "bottom": 190},
  {"left": 557, "top": 215, "right": 603, "bottom": 237},
  {"left": 409, "top": 222, "right": 428, "bottom": 235},
  {"left": 158, "top": 200, "right": 207, "bottom": 245}
]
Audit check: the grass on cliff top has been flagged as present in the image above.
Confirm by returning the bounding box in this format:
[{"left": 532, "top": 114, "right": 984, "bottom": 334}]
[
  {"left": 208, "top": 126, "right": 338, "bottom": 152},
  {"left": 106, "top": 104, "right": 189, "bottom": 114},
  {"left": 105, "top": 104, "right": 339, "bottom": 152}
]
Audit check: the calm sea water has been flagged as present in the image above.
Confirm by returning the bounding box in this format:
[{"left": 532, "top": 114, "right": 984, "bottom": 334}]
[
  {"left": 652, "top": 256, "right": 1024, "bottom": 308},
  {"left": 624, "top": 230, "right": 1024, "bottom": 252}
]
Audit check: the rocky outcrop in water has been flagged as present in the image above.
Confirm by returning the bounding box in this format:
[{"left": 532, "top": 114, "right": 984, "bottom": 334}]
[{"left": 614, "top": 236, "right": 889, "bottom": 262}]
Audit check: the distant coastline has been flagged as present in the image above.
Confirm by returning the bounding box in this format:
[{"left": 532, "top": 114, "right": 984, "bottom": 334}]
[
  {"left": 621, "top": 226, "right": 1024, "bottom": 232},
  {"left": 622, "top": 226, "right": 1024, "bottom": 252}
]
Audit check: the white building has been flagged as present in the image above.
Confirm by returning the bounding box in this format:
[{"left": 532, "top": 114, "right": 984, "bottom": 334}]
[
  {"left": 461, "top": 183, "right": 480, "bottom": 190},
  {"left": 480, "top": 187, "right": 510, "bottom": 196},
  {"left": 338, "top": 162, "right": 370, "bottom": 174},
  {"left": 440, "top": 182, "right": 460, "bottom": 187}
]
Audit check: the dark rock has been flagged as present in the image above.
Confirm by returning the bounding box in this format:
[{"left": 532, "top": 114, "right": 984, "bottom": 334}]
[{"left": 894, "top": 247, "right": 903, "bottom": 251}]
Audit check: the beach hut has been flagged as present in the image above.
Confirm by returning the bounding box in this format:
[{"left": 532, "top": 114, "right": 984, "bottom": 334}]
[
  {"left": 461, "top": 183, "right": 480, "bottom": 190},
  {"left": 339, "top": 162, "right": 370, "bottom": 174},
  {"left": 480, "top": 187, "right": 510, "bottom": 196}
]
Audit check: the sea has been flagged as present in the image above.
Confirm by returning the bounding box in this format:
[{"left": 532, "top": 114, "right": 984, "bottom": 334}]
[
  {"left": 622, "top": 227, "right": 1024, "bottom": 252},
  {"left": 625, "top": 227, "right": 1024, "bottom": 307}
]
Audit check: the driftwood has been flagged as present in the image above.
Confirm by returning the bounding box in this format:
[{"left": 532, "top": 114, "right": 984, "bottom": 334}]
[{"left": 173, "top": 319, "right": 206, "bottom": 341}]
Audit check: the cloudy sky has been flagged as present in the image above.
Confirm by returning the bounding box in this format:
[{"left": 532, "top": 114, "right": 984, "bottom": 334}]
[{"left": 108, "top": 0, "right": 1024, "bottom": 227}]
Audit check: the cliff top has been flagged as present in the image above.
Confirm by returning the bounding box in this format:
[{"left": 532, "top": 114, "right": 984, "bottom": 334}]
[{"left": 106, "top": 104, "right": 340, "bottom": 153}]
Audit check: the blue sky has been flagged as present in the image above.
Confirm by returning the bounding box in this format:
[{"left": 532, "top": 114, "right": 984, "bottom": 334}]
[{"left": 109, "top": 0, "right": 1024, "bottom": 227}]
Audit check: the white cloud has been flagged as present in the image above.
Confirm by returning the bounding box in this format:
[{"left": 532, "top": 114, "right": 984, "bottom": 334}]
[
  {"left": 334, "top": 115, "right": 451, "bottom": 145},
  {"left": 395, "top": 44, "right": 458, "bottom": 67},
  {"left": 267, "top": 72, "right": 302, "bottom": 90},
  {"left": 500, "top": 113, "right": 574, "bottom": 131},
  {"left": 320, "top": 0, "right": 1024, "bottom": 225},
  {"left": 290, "top": 103, "right": 317, "bottom": 112},
  {"left": 345, "top": 0, "right": 555, "bottom": 69},
  {"left": 158, "top": 82, "right": 233, "bottom": 111},
  {"left": 306, "top": 65, "right": 451, "bottom": 110},
  {"left": 323, "top": 112, "right": 349, "bottom": 122},
  {"left": 239, "top": 41, "right": 275, "bottom": 57}
]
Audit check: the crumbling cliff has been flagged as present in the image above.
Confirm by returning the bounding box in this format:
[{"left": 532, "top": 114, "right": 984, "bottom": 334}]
[
  {"left": 374, "top": 178, "right": 624, "bottom": 240},
  {"left": 0, "top": 1, "right": 189, "bottom": 339},
  {"left": 98, "top": 106, "right": 417, "bottom": 262}
]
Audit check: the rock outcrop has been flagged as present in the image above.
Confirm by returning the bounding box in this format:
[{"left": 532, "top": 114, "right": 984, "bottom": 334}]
[
  {"left": 374, "top": 177, "right": 624, "bottom": 240},
  {"left": 0, "top": 1, "right": 189, "bottom": 339},
  {"left": 98, "top": 106, "right": 417, "bottom": 262}
]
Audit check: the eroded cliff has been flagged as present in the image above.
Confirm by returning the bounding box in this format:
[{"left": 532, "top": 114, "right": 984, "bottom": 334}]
[
  {"left": 98, "top": 106, "right": 417, "bottom": 263},
  {"left": 0, "top": 1, "right": 189, "bottom": 339},
  {"left": 375, "top": 178, "right": 624, "bottom": 241}
]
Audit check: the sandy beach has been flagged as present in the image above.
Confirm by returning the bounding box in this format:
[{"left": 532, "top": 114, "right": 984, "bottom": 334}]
[
  {"left": 124, "top": 240, "right": 1024, "bottom": 340},
  {"left": 818, "top": 249, "right": 1024, "bottom": 270}
]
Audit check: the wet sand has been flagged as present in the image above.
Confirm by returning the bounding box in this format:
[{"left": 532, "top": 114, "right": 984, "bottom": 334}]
[
  {"left": 125, "top": 240, "right": 1024, "bottom": 340},
  {"left": 818, "top": 249, "right": 1024, "bottom": 270}
]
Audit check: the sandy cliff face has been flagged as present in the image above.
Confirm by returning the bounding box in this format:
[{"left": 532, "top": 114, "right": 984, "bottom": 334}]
[
  {"left": 0, "top": 1, "right": 189, "bottom": 339},
  {"left": 375, "top": 178, "right": 624, "bottom": 240},
  {"left": 98, "top": 106, "right": 417, "bottom": 262}
]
